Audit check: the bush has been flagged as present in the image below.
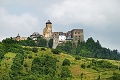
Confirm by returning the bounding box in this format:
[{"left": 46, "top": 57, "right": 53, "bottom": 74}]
[
  {"left": 81, "top": 63, "right": 85, "bottom": 69},
  {"left": 52, "top": 49, "right": 61, "bottom": 54},
  {"left": 28, "top": 55, "right": 32, "bottom": 59},
  {"left": 62, "top": 59, "right": 70, "bottom": 66},
  {"left": 75, "top": 56, "right": 81, "bottom": 60},
  {"left": 60, "top": 66, "right": 71, "bottom": 78},
  {"left": 24, "top": 63, "right": 28, "bottom": 67},
  {"left": 41, "top": 48, "right": 46, "bottom": 51},
  {"left": 32, "top": 47, "right": 38, "bottom": 53},
  {"left": 92, "top": 67, "right": 99, "bottom": 71},
  {"left": 87, "top": 64, "right": 91, "bottom": 68}
]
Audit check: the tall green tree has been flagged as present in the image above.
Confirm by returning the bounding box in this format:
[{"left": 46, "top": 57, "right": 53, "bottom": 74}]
[
  {"left": 36, "top": 37, "right": 47, "bottom": 47},
  {"left": 48, "top": 39, "right": 53, "bottom": 48}
]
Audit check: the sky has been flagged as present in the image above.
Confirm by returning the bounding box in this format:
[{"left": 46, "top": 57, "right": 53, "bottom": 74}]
[{"left": 0, "top": 0, "right": 120, "bottom": 51}]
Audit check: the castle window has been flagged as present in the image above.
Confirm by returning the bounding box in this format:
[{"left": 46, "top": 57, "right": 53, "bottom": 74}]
[{"left": 75, "top": 32, "right": 76, "bottom": 34}]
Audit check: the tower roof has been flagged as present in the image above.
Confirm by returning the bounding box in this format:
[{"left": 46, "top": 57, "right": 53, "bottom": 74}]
[
  {"left": 46, "top": 20, "right": 52, "bottom": 24},
  {"left": 16, "top": 34, "right": 20, "bottom": 38}
]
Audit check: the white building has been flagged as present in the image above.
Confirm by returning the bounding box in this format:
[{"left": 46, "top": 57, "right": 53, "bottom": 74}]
[{"left": 59, "top": 35, "right": 66, "bottom": 42}]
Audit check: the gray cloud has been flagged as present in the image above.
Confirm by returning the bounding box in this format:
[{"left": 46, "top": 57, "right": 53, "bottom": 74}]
[
  {"left": 0, "top": 7, "right": 39, "bottom": 40},
  {"left": 0, "top": 0, "right": 120, "bottom": 51},
  {"left": 45, "top": 0, "right": 120, "bottom": 51}
]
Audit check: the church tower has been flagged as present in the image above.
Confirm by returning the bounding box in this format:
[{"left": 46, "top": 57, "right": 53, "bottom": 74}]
[{"left": 43, "top": 20, "right": 52, "bottom": 40}]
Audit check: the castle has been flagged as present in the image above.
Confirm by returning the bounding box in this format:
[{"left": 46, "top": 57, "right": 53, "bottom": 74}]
[
  {"left": 13, "top": 20, "right": 84, "bottom": 48},
  {"left": 43, "top": 20, "right": 84, "bottom": 48}
]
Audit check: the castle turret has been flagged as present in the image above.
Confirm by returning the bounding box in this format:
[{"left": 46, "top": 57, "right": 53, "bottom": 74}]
[
  {"left": 43, "top": 20, "right": 52, "bottom": 40},
  {"left": 16, "top": 34, "right": 20, "bottom": 41}
]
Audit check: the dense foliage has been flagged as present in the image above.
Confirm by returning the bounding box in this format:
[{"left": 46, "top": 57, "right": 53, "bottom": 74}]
[
  {"left": 57, "top": 37, "right": 120, "bottom": 60},
  {"left": 31, "top": 55, "right": 58, "bottom": 79},
  {"left": 60, "top": 66, "right": 71, "bottom": 78},
  {"left": 62, "top": 59, "right": 71, "bottom": 66},
  {"left": 107, "top": 72, "right": 120, "bottom": 80},
  {"left": 0, "top": 37, "right": 120, "bottom": 80},
  {"left": 48, "top": 38, "right": 53, "bottom": 48},
  {"left": 0, "top": 43, "right": 5, "bottom": 61},
  {"left": 9, "top": 53, "right": 24, "bottom": 80},
  {"left": 52, "top": 49, "right": 61, "bottom": 54}
]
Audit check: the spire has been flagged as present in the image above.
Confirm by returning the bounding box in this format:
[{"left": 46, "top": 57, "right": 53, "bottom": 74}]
[{"left": 46, "top": 20, "right": 52, "bottom": 24}]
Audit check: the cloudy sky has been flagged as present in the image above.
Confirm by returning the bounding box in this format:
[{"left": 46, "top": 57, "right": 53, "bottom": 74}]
[{"left": 0, "top": 0, "right": 120, "bottom": 51}]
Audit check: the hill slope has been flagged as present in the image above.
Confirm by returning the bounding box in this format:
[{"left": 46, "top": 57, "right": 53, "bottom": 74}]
[{"left": 0, "top": 47, "right": 120, "bottom": 80}]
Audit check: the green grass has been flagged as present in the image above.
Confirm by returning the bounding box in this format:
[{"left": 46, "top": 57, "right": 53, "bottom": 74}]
[{"left": 0, "top": 47, "right": 120, "bottom": 80}]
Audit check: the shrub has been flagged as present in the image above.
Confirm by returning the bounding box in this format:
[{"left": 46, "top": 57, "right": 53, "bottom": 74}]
[
  {"left": 87, "top": 64, "right": 91, "bottom": 68},
  {"left": 24, "top": 63, "right": 28, "bottom": 67},
  {"left": 41, "top": 48, "right": 46, "bottom": 51},
  {"left": 32, "top": 47, "right": 38, "bottom": 53},
  {"left": 28, "top": 55, "right": 32, "bottom": 59},
  {"left": 92, "top": 67, "right": 99, "bottom": 71},
  {"left": 52, "top": 49, "right": 61, "bottom": 54},
  {"left": 62, "top": 59, "right": 70, "bottom": 66},
  {"left": 60, "top": 66, "right": 71, "bottom": 78},
  {"left": 75, "top": 56, "right": 81, "bottom": 60},
  {"left": 81, "top": 63, "right": 85, "bottom": 69}
]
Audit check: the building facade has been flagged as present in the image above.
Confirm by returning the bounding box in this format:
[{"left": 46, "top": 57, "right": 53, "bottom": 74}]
[
  {"left": 71, "top": 29, "right": 84, "bottom": 43},
  {"left": 42, "top": 20, "right": 84, "bottom": 48},
  {"left": 13, "top": 34, "right": 27, "bottom": 41}
]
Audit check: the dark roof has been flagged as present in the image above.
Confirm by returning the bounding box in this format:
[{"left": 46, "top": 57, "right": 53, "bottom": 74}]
[
  {"left": 71, "top": 29, "right": 83, "bottom": 32},
  {"left": 16, "top": 34, "right": 20, "bottom": 37},
  {"left": 46, "top": 20, "right": 52, "bottom": 24},
  {"left": 32, "top": 32, "right": 40, "bottom": 35}
]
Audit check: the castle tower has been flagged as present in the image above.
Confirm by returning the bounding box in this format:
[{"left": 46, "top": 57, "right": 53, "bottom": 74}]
[
  {"left": 71, "top": 29, "right": 84, "bottom": 43},
  {"left": 16, "top": 34, "right": 20, "bottom": 41},
  {"left": 43, "top": 20, "right": 52, "bottom": 40}
]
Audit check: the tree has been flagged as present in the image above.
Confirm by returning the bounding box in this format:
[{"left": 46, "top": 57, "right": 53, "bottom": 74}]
[
  {"left": 10, "top": 53, "right": 24, "bottom": 79},
  {"left": 52, "top": 49, "right": 61, "bottom": 54},
  {"left": 32, "top": 47, "right": 38, "bottom": 53},
  {"left": 62, "top": 59, "right": 70, "bottom": 66},
  {"left": 48, "top": 39, "right": 53, "bottom": 48},
  {"left": 37, "top": 37, "right": 47, "bottom": 47},
  {"left": 80, "top": 73, "right": 84, "bottom": 80},
  {"left": 2, "top": 37, "right": 18, "bottom": 44},
  {"left": 31, "top": 55, "right": 58, "bottom": 77},
  {"left": 75, "top": 56, "right": 81, "bottom": 60},
  {"left": 60, "top": 66, "right": 71, "bottom": 78},
  {"left": 56, "top": 41, "right": 73, "bottom": 53},
  {"left": 81, "top": 63, "right": 85, "bottom": 69}
]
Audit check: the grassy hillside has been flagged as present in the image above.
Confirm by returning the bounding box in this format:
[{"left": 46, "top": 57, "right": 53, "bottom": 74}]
[{"left": 0, "top": 47, "right": 120, "bottom": 80}]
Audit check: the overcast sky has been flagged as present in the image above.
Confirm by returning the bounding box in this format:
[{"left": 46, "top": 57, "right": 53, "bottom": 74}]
[{"left": 0, "top": 0, "right": 120, "bottom": 51}]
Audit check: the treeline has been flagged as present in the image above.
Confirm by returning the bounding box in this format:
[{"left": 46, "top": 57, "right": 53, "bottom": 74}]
[
  {"left": 57, "top": 37, "right": 120, "bottom": 60},
  {"left": 0, "top": 37, "right": 53, "bottom": 59},
  {"left": 2, "top": 37, "right": 53, "bottom": 48},
  {"left": 1, "top": 37, "right": 120, "bottom": 60},
  {"left": 18, "top": 37, "right": 53, "bottom": 48}
]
